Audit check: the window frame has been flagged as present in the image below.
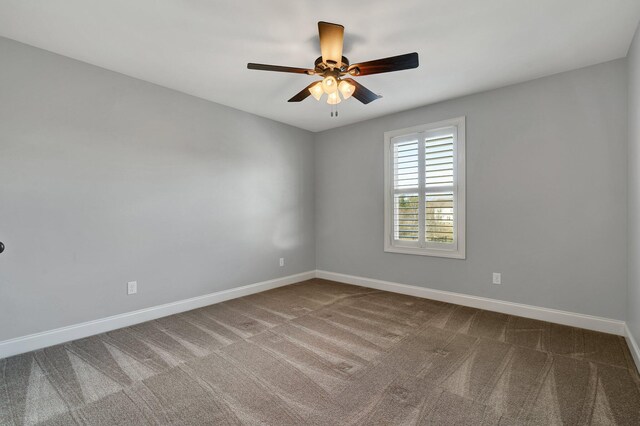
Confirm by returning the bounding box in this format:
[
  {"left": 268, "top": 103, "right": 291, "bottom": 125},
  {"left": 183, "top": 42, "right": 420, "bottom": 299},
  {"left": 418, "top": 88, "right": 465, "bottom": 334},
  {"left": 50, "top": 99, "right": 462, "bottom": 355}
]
[{"left": 384, "top": 117, "right": 466, "bottom": 259}]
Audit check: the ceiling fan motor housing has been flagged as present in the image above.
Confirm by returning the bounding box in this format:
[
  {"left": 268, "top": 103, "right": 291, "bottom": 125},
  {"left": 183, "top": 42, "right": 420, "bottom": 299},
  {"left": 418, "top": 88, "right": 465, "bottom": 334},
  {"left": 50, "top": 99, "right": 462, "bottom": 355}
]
[{"left": 314, "top": 56, "right": 350, "bottom": 74}]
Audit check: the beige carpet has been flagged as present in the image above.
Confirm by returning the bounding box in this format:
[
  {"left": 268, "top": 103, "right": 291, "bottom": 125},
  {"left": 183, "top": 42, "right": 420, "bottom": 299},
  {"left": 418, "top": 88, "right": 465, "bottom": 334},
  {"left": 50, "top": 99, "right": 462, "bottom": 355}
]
[{"left": 1, "top": 278, "right": 639, "bottom": 425}]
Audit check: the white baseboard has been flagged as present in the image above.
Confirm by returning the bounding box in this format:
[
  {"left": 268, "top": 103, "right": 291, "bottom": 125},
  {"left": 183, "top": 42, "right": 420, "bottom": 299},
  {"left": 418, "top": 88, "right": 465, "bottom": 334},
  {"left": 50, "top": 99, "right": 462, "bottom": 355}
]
[
  {"left": 315, "top": 270, "right": 626, "bottom": 336},
  {"left": 0, "top": 270, "right": 315, "bottom": 359},
  {"left": 1, "top": 268, "right": 633, "bottom": 368},
  {"left": 625, "top": 324, "right": 640, "bottom": 374}
]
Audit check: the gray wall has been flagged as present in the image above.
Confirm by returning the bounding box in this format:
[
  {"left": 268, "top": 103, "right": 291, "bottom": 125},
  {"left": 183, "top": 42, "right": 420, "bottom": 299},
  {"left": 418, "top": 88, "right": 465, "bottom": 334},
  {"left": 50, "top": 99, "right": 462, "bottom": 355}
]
[
  {"left": 315, "top": 59, "right": 628, "bottom": 320},
  {"left": 629, "top": 24, "right": 640, "bottom": 344},
  {"left": 0, "top": 37, "right": 315, "bottom": 341},
  {"left": 0, "top": 34, "right": 632, "bottom": 344}
]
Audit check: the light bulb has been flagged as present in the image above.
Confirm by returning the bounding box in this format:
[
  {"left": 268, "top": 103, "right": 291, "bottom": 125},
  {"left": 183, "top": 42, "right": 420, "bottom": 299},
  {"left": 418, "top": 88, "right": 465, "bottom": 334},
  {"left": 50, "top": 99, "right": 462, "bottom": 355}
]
[
  {"left": 327, "top": 91, "right": 341, "bottom": 105},
  {"left": 321, "top": 76, "right": 338, "bottom": 94},
  {"left": 308, "top": 82, "right": 323, "bottom": 101},
  {"left": 338, "top": 80, "right": 355, "bottom": 100}
]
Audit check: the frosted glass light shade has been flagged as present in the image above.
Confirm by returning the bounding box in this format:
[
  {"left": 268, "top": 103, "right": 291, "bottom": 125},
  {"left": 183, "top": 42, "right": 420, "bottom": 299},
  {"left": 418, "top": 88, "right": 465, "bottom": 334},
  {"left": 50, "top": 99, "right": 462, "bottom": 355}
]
[
  {"left": 308, "top": 82, "right": 323, "bottom": 100},
  {"left": 338, "top": 80, "right": 355, "bottom": 100},
  {"left": 327, "top": 91, "right": 341, "bottom": 104},
  {"left": 321, "top": 76, "right": 338, "bottom": 94}
]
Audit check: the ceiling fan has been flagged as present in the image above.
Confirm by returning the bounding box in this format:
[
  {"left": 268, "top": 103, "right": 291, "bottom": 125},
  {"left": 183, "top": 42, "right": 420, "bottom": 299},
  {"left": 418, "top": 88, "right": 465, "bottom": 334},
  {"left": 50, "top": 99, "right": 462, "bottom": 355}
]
[{"left": 247, "top": 22, "right": 419, "bottom": 107}]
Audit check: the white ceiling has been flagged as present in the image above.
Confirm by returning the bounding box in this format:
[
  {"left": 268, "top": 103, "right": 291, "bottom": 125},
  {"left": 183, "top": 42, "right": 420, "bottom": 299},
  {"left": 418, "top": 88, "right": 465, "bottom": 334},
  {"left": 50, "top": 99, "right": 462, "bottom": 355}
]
[{"left": 1, "top": 1, "right": 639, "bottom": 132}]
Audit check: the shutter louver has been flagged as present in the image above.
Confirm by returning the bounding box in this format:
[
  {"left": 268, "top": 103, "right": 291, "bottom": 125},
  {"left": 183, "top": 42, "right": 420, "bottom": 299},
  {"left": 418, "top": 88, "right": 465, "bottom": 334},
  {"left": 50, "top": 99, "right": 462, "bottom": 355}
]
[
  {"left": 425, "top": 135, "right": 455, "bottom": 243},
  {"left": 393, "top": 139, "right": 419, "bottom": 241},
  {"left": 394, "top": 140, "right": 419, "bottom": 189},
  {"left": 425, "top": 136, "right": 454, "bottom": 188},
  {"left": 426, "top": 193, "right": 454, "bottom": 242},
  {"left": 394, "top": 194, "right": 418, "bottom": 240}
]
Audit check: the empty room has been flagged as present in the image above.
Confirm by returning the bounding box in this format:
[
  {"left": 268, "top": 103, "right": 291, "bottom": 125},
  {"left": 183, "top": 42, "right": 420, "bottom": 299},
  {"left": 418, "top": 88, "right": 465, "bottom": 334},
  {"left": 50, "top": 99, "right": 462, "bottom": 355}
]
[{"left": 1, "top": 1, "right": 640, "bottom": 424}]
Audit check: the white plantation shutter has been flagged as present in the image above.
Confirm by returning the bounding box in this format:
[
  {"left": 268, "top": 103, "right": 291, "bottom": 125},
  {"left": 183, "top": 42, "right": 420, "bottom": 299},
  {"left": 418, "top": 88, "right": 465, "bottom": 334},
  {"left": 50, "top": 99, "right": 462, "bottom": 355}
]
[
  {"left": 393, "top": 137, "right": 420, "bottom": 242},
  {"left": 384, "top": 117, "right": 465, "bottom": 258},
  {"left": 425, "top": 134, "right": 455, "bottom": 246}
]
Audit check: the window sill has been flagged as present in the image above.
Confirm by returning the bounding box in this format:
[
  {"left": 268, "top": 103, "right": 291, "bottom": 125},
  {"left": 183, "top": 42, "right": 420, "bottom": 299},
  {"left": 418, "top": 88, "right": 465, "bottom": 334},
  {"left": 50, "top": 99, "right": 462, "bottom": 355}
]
[{"left": 384, "top": 245, "right": 466, "bottom": 259}]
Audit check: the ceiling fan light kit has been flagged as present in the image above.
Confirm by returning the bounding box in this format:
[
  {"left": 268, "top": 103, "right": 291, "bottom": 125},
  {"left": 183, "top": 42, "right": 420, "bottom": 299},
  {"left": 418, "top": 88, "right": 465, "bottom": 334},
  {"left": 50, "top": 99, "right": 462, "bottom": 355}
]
[{"left": 247, "top": 21, "right": 419, "bottom": 114}]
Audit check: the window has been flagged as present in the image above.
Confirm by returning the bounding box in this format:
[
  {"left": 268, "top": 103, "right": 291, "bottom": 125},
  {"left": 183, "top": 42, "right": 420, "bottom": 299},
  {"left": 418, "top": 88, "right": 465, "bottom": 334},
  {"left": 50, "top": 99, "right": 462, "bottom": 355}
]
[{"left": 384, "top": 117, "right": 465, "bottom": 258}]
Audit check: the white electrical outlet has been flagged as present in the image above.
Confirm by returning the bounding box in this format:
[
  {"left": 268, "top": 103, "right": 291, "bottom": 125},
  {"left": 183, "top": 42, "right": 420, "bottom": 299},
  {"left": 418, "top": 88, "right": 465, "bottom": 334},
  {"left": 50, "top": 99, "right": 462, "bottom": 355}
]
[
  {"left": 492, "top": 273, "right": 501, "bottom": 285},
  {"left": 279, "top": 258, "right": 284, "bottom": 267},
  {"left": 127, "top": 281, "right": 137, "bottom": 295}
]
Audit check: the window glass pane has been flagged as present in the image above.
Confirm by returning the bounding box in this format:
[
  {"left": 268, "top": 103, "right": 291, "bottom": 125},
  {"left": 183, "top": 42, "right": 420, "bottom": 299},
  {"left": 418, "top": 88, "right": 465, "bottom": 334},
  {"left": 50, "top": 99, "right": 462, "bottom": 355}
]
[
  {"left": 394, "top": 140, "right": 419, "bottom": 189},
  {"left": 426, "top": 193, "right": 454, "bottom": 243},
  {"left": 425, "top": 136, "right": 454, "bottom": 188},
  {"left": 394, "top": 193, "right": 419, "bottom": 241}
]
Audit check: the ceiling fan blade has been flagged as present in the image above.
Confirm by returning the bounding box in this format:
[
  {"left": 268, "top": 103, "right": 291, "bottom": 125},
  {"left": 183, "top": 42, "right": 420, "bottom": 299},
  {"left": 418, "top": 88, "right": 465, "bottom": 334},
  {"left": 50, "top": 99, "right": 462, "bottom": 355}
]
[
  {"left": 247, "top": 63, "right": 314, "bottom": 74},
  {"left": 343, "top": 78, "right": 381, "bottom": 104},
  {"left": 288, "top": 82, "right": 319, "bottom": 102},
  {"left": 318, "top": 21, "right": 344, "bottom": 68},
  {"left": 348, "top": 52, "right": 419, "bottom": 76}
]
